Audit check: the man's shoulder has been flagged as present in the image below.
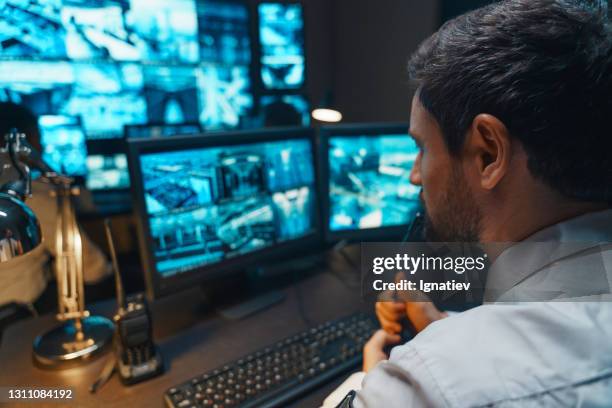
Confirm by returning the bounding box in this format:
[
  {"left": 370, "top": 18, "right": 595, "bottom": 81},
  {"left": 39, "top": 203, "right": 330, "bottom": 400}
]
[{"left": 389, "top": 302, "right": 612, "bottom": 406}]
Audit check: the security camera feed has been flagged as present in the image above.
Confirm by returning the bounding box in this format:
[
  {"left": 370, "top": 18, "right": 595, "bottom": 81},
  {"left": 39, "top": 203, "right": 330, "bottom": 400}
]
[
  {"left": 0, "top": 0, "right": 198, "bottom": 62},
  {"left": 0, "top": 0, "right": 67, "bottom": 58},
  {"left": 125, "top": 123, "right": 202, "bottom": 139},
  {"left": 0, "top": 60, "right": 147, "bottom": 139},
  {"left": 197, "top": 63, "right": 253, "bottom": 129},
  {"left": 143, "top": 65, "right": 199, "bottom": 124},
  {"left": 139, "top": 139, "right": 316, "bottom": 277},
  {"left": 261, "top": 94, "right": 310, "bottom": 126},
  {"left": 86, "top": 153, "right": 130, "bottom": 190},
  {"left": 328, "top": 134, "right": 421, "bottom": 232},
  {"left": 38, "top": 115, "right": 88, "bottom": 176},
  {"left": 0, "top": 0, "right": 199, "bottom": 62},
  {"left": 69, "top": 63, "right": 147, "bottom": 138},
  {"left": 197, "top": 0, "right": 250, "bottom": 65},
  {"left": 258, "top": 3, "right": 305, "bottom": 89}
]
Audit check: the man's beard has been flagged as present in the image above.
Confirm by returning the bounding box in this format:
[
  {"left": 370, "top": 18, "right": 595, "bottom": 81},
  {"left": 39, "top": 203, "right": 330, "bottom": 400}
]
[{"left": 422, "top": 167, "right": 482, "bottom": 242}]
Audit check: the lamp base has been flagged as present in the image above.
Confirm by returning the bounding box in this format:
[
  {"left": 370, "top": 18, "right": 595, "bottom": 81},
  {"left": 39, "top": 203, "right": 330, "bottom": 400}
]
[{"left": 33, "top": 316, "right": 114, "bottom": 369}]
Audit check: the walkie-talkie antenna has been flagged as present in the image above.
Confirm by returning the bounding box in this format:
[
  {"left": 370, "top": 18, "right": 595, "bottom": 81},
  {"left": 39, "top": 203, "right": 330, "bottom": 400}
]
[{"left": 104, "top": 218, "right": 125, "bottom": 312}]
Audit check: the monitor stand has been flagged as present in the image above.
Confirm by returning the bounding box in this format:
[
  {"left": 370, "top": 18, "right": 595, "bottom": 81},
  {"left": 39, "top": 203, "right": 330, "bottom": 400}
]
[
  {"left": 209, "top": 253, "right": 325, "bottom": 321},
  {"left": 217, "top": 290, "right": 285, "bottom": 320}
]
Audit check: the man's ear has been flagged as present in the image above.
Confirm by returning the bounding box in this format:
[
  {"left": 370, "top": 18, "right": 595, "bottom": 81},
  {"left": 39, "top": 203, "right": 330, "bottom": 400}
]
[{"left": 464, "top": 114, "right": 512, "bottom": 190}]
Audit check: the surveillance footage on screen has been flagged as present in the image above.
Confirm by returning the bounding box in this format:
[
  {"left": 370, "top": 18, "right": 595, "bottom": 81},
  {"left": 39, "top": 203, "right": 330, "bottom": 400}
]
[
  {"left": 143, "top": 64, "right": 200, "bottom": 124},
  {"left": 258, "top": 3, "right": 305, "bottom": 89},
  {"left": 86, "top": 153, "right": 130, "bottom": 191},
  {"left": 197, "top": 63, "right": 253, "bottom": 130},
  {"left": 197, "top": 0, "right": 251, "bottom": 66},
  {"left": 139, "top": 139, "right": 316, "bottom": 277},
  {"left": 38, "top": 114, "right": 88, "bottom": 176},
  {"left": 329, "top": 135, "right": 421, "bottom": 231}
]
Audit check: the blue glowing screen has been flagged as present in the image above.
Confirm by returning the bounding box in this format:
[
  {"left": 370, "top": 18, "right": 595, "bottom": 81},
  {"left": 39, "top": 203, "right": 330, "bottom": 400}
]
[
  {"left": 143, "top": 65, "right": 199, "bottom": 124},
  {"left": 197, "top": 63, "right": 253, "bottom": 130},
  {"left": 0, "top": 60, "right": 147, "bottom": 139},
  {"left": 258, "top": 3, "right": 305, "bottom": 89},
  {"left": 328, "top": 135, "right": 421, "bottom": 232},
  {"left": 86, "top": 153, "right": 130, "bottom": 191},
  {"left": 139, "top": 139, "right": 316, "bottom": 277},
  {"left": 197, "top": 0, "right": 250, "bottom": 65},
  {"left": 38, "top": 114, "right": 87, "bottom": 176},
  {"left": 0, "top": 0, "right": 198, "bottom": 63}
]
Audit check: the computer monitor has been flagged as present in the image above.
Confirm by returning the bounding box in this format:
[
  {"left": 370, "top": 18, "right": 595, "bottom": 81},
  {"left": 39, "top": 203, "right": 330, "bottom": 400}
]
[
  {"left": 0, "top": 60, "right": 147, "bottom": 140},
  {"left": 128, "top": 128, "right": 320, "bottom": 298},
  {"left": 124, "top": 123, "right": 203, "bottom": 140},
  {"left": 85, "top": 153, "right": 130, "bottom": 191},
  {"left": 197, "top": 63, "right": 253, "bottom": 130},
  {"left": 38, "top": 114, "right": 88, "bottom": 177},
  {"left": 142, "top": 64, "right": 200, "bottom": 124},
  {"left": 197, "top": 0, "right": 251, "bottom": 66},
  {"left": 319, "top": 123, "right": 421, "bottom": 242},
  {"left": 258, "top": 2, "right": 305, "bottom": 90}
]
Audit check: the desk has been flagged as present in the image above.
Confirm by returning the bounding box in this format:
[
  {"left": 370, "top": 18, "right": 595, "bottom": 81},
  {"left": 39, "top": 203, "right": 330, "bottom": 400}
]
[{"left": 0, "top": 261, "right": 369, "bottom": 408}]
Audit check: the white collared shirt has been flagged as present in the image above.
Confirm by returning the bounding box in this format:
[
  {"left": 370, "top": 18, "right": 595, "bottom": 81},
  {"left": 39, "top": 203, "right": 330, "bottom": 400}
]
[{"left": 323, "top": 209, "right": 612, "bottom": 408}]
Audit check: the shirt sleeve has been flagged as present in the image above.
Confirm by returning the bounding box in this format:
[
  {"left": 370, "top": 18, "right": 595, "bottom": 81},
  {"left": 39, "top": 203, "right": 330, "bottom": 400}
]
[
  {"left": 353, "top": 345, "right": 449, "bottom": 408},
  {"left": 319, "top": 372, "right": 365, "bottom": 408}
]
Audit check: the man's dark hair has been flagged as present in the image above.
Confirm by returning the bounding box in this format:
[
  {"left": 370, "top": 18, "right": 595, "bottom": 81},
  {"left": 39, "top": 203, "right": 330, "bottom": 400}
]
[
  {"left": 408, "top": 0, "right": 611, "bottom": 202},
  {"left": 0, "top": 102, "right": 40, "bottom": 145}
]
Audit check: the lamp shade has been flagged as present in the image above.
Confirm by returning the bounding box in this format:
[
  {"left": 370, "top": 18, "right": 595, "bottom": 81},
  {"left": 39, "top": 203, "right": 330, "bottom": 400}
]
[{"left": 0, "top": 193, "right": 42, "bottom": 262}]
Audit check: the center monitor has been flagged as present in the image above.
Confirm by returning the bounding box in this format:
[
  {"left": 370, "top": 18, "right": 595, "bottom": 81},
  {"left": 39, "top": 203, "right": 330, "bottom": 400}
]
[
  {"left": 319, "top": 123, "right": 422, "bottom": 242},
  {"left": 128, "top": 128, "right": 320, "bottom": 298}
]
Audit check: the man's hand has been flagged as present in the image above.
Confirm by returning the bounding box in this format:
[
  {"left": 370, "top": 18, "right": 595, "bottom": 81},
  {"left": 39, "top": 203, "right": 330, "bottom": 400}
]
[
  {"left": 405, "top": 300, "right": 448, "bottom": 332},
  {"left": 363, "top": 330, "right": 401, "bottom": 372},
  {"left": 375, "top": 301, "right": 405, "bottom": 334}
]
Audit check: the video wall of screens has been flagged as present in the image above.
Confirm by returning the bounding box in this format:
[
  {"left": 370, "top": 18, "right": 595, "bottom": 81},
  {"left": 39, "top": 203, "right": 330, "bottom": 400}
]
[
  {"left": 0, "top": 0, "right": 262, "bottom": 141},
  {"left": 258, "top": 2, "right": 305, "bottom": 90},
  {"left": 139, "top": 139, "right": 316, "bottom": 277},
  {"left": 328, "top": 135, "right": 421, "bottom": 232}
]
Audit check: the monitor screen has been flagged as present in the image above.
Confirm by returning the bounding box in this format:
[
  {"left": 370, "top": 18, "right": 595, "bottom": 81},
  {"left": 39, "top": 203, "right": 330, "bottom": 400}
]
[
  {"left": 138, "top": 138, "right": 316, "bottom": 278},
  {"left": 86, "top": 153, "right": 130, "bottom": 191},
  {"left": 38, "top": 114, "right": 88, "bottom": 176},
  {"left": 0, "top": 60, "right": 147, "bottom": 140},
  {"left": 197, "top": 63, "right": 253, "bottom": 129},
  {"left": 143, "top": 65, "right": 200, "bottom": 124},
  {"left": 197, "top": 0, "right": 250, "bottom": 65},
  {"left": 125, "top": 123, "right": 202, "bottom": 139},
  {"left": 0, "top": 0, "right": 198, "bottom": 62},
  {"left": 0, "top": 0, "right": 67, "bottom": 58},
  {"left": 328, "top": 133, "right": 421, "bottom": 233},
  {"left": 258, "top": 3, "right": 305, "bottom": 89}
]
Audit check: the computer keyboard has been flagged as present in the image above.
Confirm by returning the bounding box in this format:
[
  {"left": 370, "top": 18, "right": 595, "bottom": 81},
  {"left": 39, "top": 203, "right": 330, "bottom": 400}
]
[{"left": 164, "top": 312, "right": 378, "bottom": 408}]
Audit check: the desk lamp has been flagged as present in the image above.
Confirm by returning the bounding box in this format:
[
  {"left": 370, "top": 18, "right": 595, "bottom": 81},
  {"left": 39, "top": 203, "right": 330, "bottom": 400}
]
[{"left": 0, "top": 130, "right": 113, "bottom": 368}]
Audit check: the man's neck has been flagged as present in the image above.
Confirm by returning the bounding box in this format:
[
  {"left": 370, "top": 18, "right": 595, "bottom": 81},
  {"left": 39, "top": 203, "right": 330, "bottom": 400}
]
[{"left": 479, "top": 188, "right": 608, "bottom": 242}]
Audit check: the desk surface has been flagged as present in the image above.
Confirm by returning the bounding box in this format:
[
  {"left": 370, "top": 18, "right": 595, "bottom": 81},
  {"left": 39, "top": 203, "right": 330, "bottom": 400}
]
[{"left": 0, "top": 258, "right": 368, "bottom": 408}]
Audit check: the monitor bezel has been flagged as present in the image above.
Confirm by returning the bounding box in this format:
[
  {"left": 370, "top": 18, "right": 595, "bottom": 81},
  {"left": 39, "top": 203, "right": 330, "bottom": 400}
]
[
  {"left": 127, "top": 127, "right": 322, "bottom": 299},
  {"left": 123, "top": 122, "right": 204, "bottom": 140},
  {"left": 318, "top": 122, "right": 418, "bottom": 243}
]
